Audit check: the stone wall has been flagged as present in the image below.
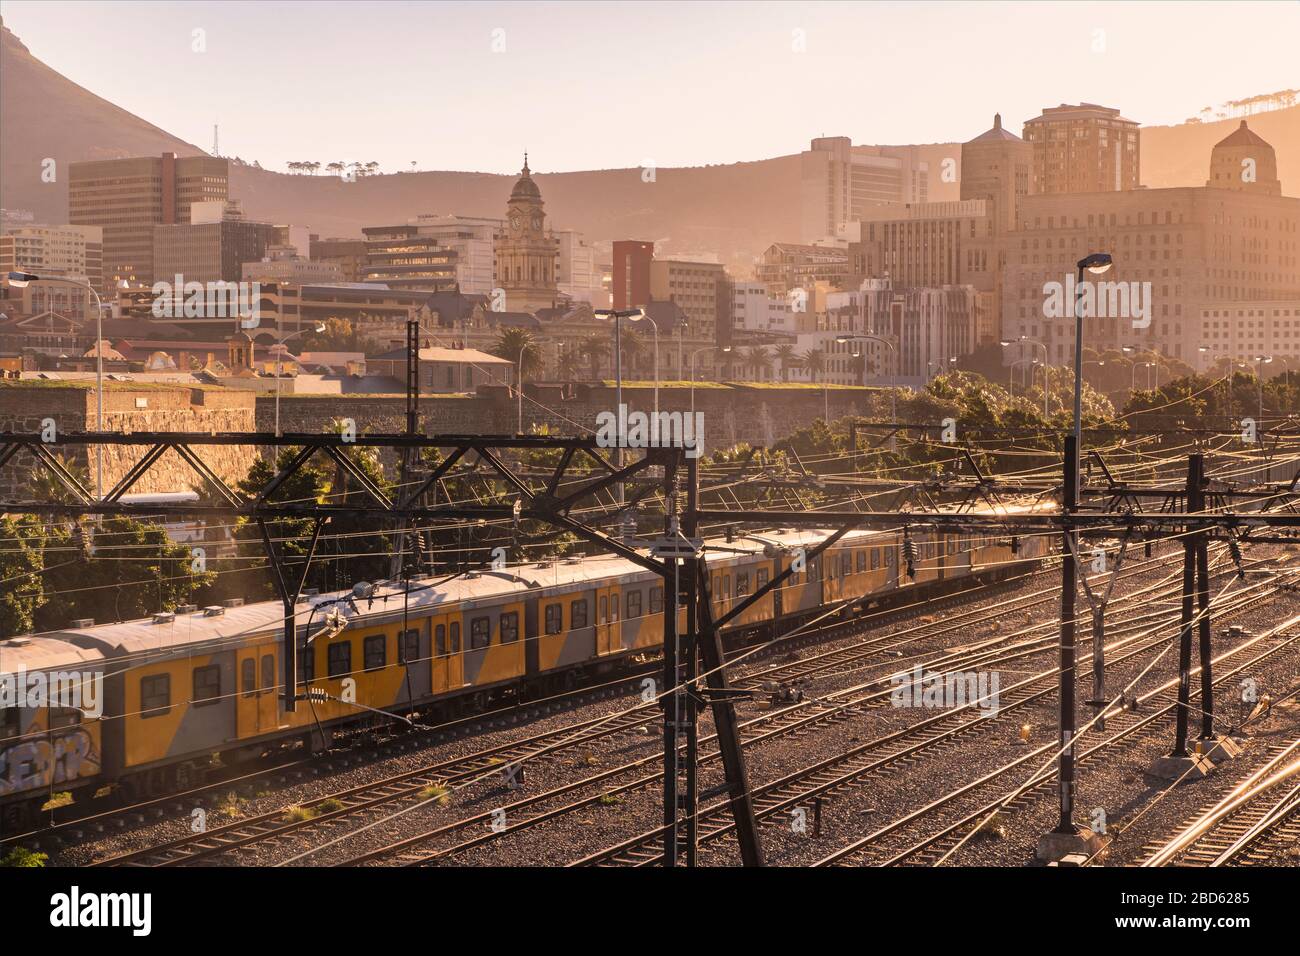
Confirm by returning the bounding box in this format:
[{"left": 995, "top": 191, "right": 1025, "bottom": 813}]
[{"left": 0, "top": 383, "right": 257, "bottom": 499}]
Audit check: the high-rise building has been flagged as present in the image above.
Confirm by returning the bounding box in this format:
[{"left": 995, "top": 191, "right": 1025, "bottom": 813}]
[
  {"left": 494, "top": 157, "right": 561, "bottom": 313},
  {"left": 69, "top": 153, "right": 229, "bottom": 286},
  {"left": 360, "top": 224, "right": 459, "bottom": 292},
  {"left": 309, "top": 237, "right": 369, "bottom": 282},
  {"left": 1023, "top": 103, "right": 1140, "bottom": 195},
  {"left": 753, "top": 243, "right": 850, "bottom": 298},
  {"left": 649, "top": 258, "right": 728, "bottom": 342},
  {"left": 554, "top": 229, "right": 603, "bottom": 305},
  {"left": 800, "top": 137, "right": 930, "bottom": 243},
  {"left": 612, "top": 240, "right": 654, "bottom": 310},
  {"left": 409, "top": 215, "right": 501, "bottom": 293},
  {"left": 0, "top": 224, "right": 103, "bottom": 293},
  {"left": 153, "top": 214, "right": 278, "bottom": 287},
  {"left": 960, "top": 114, "right": 1033, "bottom": 236}
]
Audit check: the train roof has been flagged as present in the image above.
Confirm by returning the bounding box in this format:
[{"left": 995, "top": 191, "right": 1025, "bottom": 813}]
[{"left": 6, "top": 497, "right": 1049, "bottom": 669}]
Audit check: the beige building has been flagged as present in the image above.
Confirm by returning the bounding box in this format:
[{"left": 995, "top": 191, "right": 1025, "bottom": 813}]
[
  {"left": 1001, "top": 121, "right": 1299, "bottom": 367},
  {"left": 69, "top": 153, "right": 229, "bottom": 287},
  {"left": 649, "top": 258, "right": 727, "bottom": 341},
  {"left": 1023, "top": 103, "right": 1140, "bottom": 195},
  {"left": 800, "top": 137, "right": 930, "bottom": 243},
  {"left": 0, "top": 224, "right": 103, "bottom": 292}
]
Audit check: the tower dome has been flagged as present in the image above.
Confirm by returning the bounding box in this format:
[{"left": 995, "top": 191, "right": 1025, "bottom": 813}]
[
  {"left": 1207, "top": 120, "right": 1281, "bottom": 196},
  {"left": 510, "top": 154, "right": 542, "bottom": 201}
]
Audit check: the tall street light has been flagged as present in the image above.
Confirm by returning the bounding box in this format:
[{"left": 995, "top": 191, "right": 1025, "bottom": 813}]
[
  {"left": 631, "top": 311, "right": 660, "bottom": 418},
  {"left": 1072, "top": 254, "right": 1113, "bottom": 493},
  {"left": 8, "top": 271, "right": 108, "bottom": 498},
  {"left": 1254, "top": 354, "right": 1273, "bottom": 442},
  {"left": 594, "top": 308, "right": 646, "bottom": 515},
  {"left": 1019, "top": 336, "right": 1049, "bottom": 418},
  {"left": 270, "top": 323, "right": 326, "bottom": 437},
  {"left": 836, "top": 334, "right": 897, "bottom": 427}
]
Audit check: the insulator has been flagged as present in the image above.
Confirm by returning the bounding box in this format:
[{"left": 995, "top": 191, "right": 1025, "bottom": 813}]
[
  {"left": 902, "top": 530, "right": 917, "bottom": 579},
  {"left": 1227, "top": 533, "right": 1245, "bottom": 579}
]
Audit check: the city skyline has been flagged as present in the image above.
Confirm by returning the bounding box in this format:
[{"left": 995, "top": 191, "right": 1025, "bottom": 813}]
[{"left": 3, "top": 0, "right": 1298, "bottom": 175}]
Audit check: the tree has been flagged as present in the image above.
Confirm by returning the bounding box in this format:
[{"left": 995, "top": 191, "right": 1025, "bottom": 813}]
[
  {"left": 302, "top": 318, "right": 378, "bottom": 354},
  {"left": 579, "top": 336, "right": 610, "bottom": 380},
  {"left": 0, "top": 517, "right": 45, "bottom": 636},
  {"left": 326, "top": 161, "right": 345, "bottom": 177},
  {"left": 775, "top": 344, "right": 797, "bottom": 382},
  {"left": 491, "top": 326, "right": 544, "bottom": 382},
  {"left": 617, "top": 327, "right": 644, "bottom": 375},
  {"left": 557, "top": 351, "right": 581, "bottom": 382},
  {"left": 800, "top": 348, "right": 825, "bottom": 383},
  {"left": 742, "top": 346, "right": 773, "bottom": 381}
]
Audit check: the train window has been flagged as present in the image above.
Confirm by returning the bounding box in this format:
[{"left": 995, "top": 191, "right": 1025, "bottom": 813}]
[
  {"left": 735, "top": 572, "right": 749, "bottom": 596},
  {"left": 571, "top": 599, "right": 589, "bottom": 629},
  {"left": 364, "top": 634, "right": 386, "bottom": 671},
  {"left": 757, "top": 568, "right": 769, "bottom": 588},
  {"left": 470, "top": 617, "right": 491, "bottom": 649},
  {"left": 328, "top": 642, "right": 351, "bottom": 678},
  {"left": 261, "top": 654, "right": 276, "bottom": 695},
  {"left": 649, "top": 586, "right": 663, "bottom": 614},
  {"left": 609, "top": 598, "right": 619, "bottom": 623},
  {"left": 398, "top": 629, "right": 419, "bottom": 664},
  {"left": 193, "top": 665, "right": 221, "bottom": 706},
  {"left": 450, "top": 621, "right": 461, "bottom": 652},
  {"left": 241, "top": 658, "right": 257, "bottom": 698},
  {"left": 841, "top": 554, "right": 852, "bottom": 577},
  {"left": 871, "top": 548, "right": 880, "bottom": 571},
  {"left": 298, "top": 644, "right": 315, "bottom": 683},
  {"left": 626, "top": 591, "right": 642, "bottom": 618},
  {"left": 856, "top": 551, "right": 867, "bottom": 573},
  {"left": 723, "top": 575, "right": 731, "bottom": 596},
  {"left": 545, "top": 604, "right": 563, "bottom": 635},
  {"left": 435, "top": 624, "right": 447, "bottom": 656},
  {"left": 501, "top": 612, "right": 519, "bottom": 644},
  {"left": 140, "top": 674, "right": 171, "bottom": 719},
  {"left": 598, "top": 595, "right": 608, "bottom": 625}
]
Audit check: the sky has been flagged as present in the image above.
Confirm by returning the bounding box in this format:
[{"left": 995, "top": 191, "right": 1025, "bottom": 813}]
[{"left": 4, "top": 0, "right": 1298, "bottom": 176}]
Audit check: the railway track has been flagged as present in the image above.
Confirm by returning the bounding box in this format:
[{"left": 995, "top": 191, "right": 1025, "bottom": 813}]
[
  {"left": 571, "top": 577, "right": 1298, "bottom": 867},
  {"left": 1141, "top": 739, "right": 1300, "bottom": 867},
  {"left": 811, "top": 615, "right": 1300, "bottom": 866},
  {"left": 83, "top": 547, "right": 1270, "bottom": 867}
]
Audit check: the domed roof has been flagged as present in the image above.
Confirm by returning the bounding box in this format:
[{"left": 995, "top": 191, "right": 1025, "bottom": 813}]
[
  {"left": 1214, "top": 119, "right": 1272, "bottom": 150},
  {"left": 967, "top": 113, "right": 1023, "bottom": 144},
  {"left": 510, "top": 153, "right": 541, "bottom": 201}
]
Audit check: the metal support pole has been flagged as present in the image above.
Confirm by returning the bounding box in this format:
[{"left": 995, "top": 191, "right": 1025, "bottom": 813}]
[
  {"left": 1172, "top": 453, "right": 1201, "bottom": 757},
  {"left": 661, "top": 452, "right": 680, "bottom": 866},
  {"left": 1055, "top": 435, "right": 1079, "bottom": 834},
  {"left": 1090, "top": 605, "right": 1106, "bottom": 732},
  {"left": 682, "top": 453, "right": 699, "bottom": 865},
  {"left": 1193, "top": 455, "right": 1214, "bottom": 739}
]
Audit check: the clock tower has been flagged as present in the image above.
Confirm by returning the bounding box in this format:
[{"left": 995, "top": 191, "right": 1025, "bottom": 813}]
[{"left": 494, "top": 154, "right": 561, "bottom": 313}]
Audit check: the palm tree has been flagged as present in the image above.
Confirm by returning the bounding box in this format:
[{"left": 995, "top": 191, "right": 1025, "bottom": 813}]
[
  {"left": 801, "top": 348, "right": 825, "bottom": 384},
  {"left": 326, "top": 161, "right": 345, "bottom": 176},
  {"left": 775, "top": 344, "right": 797, "bottom": 383},
  {"left": 557, "top": 351, "right": 581, "bottom": 382},
  {"left": 579, "top": 337, "right": 610, "bottom": 380},
  {"left": 491, "top": 326, "right": 543, "bottom": 382},
  {"left": 618, "top": 327, "right": 645, "bottom": 376},
  {"left": 742, "top": 346, "right": 773, "bottom": 381}
]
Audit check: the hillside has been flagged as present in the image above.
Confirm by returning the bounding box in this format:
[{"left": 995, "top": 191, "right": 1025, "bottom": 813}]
[{"left": 3, "top": 17, "right": 1297, "bottom": 268}]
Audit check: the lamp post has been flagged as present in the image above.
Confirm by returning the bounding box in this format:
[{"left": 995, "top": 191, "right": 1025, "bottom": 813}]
[
  {"left": 595, "top": 308, "right": 646, "bottom": 513},
  {"left": 1073, "top": 254, "right": 1113, "bottom": 491},
  {"left": 1130, "top": 361, "right": 1155, "bottom": 393},
  {"left": 1254, "top": 354, "right": 1273, "bottom": 439},
  {"left": 1020, "top": 336, "right": 1049, "bottom": 418},
  {"left": 271, "top": 323, "right": 326, "bottom": 438},
  {"left": 516, "top": 343, "right": 529, "bottom": 435},
  {"left": 836, "top": 334, "right": 898, "bottom": 428},
  {"left": 675, "top": 320, "right": 688, "bottom": 380},
  {"left": 632, "top": 311, "right": 660, "bottom": 418},
  {"left": 8, "top": 271, "right": 108, "bottom": 497},
  {"left": 689, "top": 345, "right": 729, "bottom": 415}
]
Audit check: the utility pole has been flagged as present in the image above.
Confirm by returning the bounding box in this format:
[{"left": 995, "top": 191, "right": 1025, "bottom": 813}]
[
  {"left": 1171, "top": 453, "right": 1201, "bottom": 757},
  {"left": 1055, "top": 435, "right": 1079, "bottom": 835}
]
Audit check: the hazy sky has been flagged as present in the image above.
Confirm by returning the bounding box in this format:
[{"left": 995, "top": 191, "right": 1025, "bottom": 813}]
[{"left": 5, "top": 0, "right": 1298, "bottom": 175}]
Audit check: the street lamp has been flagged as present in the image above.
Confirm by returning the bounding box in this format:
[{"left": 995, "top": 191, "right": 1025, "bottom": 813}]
[
  {"left": 631, "top": 311, "right": 660, "bottom": 418},
  {"left": 675, "top": 319, "right": 689, "bottom": 380},
  {"left": 594, "top": 308, "right": 646, "bottom": 512},
  {"left": 689, "top": 345, "right": 730, "bottom": 415},
  {"left": 1254, "top": 354, "right": 1274, "bottom": 433},
  {"left": 1130, "top": 361, "right": 1156, "bottom": 393},
  {"left": 269, "top": 323, "right": 327, "bottom": 437},
  {"left": 837, "top": 334, "right": 897, "bottom": 428},
  {"left": 8, "top": 271, "right": 110, "bottom": 497},
  {"left": 1072, "top": 254, "right": 1113, "bottom": 486}
]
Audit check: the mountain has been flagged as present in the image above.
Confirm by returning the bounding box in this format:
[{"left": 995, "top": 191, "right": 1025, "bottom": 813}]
[{"left": 4, "top": 17, "right": 1298, "bottom": 269}]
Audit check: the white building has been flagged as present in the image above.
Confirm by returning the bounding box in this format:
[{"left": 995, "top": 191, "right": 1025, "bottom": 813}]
[
  {"left": 411, "top": 214, "right": 502, "bottom": 294},
  {"left": 555, "top": 229, "right": 605, "bottom": 306},
  {"left": 800, "top": 136, "right": 930, "bottom": 244},
  {"left": 732, "top": 281, "right": 794, "bottom": 336}
]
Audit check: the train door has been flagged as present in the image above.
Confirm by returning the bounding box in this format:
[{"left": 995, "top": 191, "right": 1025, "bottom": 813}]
[
  {"left": 596, "top": 584, "right": 621, "bottom": 655},
  {"left": 430, "top": 612, "right": 463, "bottom": 693},
  {"left": 258, "top": 649, "right": 280, "bottom": 730}
]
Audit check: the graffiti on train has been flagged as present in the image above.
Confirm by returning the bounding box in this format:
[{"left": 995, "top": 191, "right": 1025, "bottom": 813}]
[{"left": 0, "top": 728, "right": 101, "bottom": 795}]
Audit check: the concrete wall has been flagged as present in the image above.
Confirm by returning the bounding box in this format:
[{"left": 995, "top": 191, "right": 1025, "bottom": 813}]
[{"left": 0, "top": 383, "right": 257, "bottom": 498}]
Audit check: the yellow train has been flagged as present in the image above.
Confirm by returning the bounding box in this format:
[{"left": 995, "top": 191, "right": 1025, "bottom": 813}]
[{"left": 0, "top": 515, "right": 1048, "bottom": 828}]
